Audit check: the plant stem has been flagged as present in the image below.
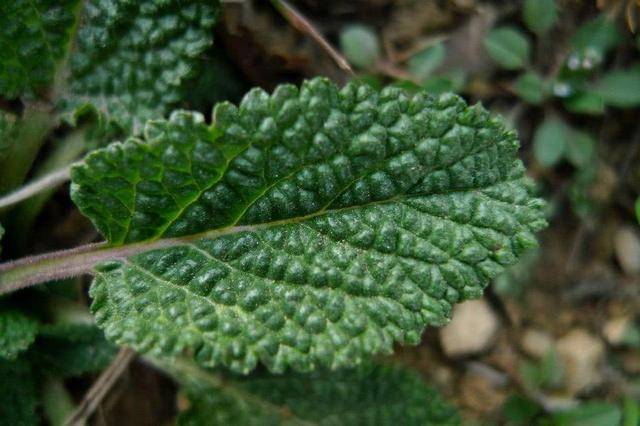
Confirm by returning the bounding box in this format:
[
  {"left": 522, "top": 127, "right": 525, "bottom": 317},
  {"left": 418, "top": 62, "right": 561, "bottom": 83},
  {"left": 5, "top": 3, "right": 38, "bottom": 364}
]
[
  {"left": 0, "top": 242, "right": 108, "bottom": 294},
  {"left": 0, "top": 166, "right": 71, "bottom": 210},
  {"left": 0, "top": 223, "right": 255, "bottom": 294}
]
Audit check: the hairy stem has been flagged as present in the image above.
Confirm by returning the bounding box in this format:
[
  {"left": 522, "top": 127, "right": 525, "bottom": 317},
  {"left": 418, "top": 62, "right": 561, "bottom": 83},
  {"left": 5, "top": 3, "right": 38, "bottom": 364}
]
[
  {"left": 0, "top": 223, "right": 258, "bottom": 295},
  {"left": 0, "top": 166, "right": 71, "bottom": 210},
  {"left": 270, "top": 0, "right": 354, "bottom": 76}
]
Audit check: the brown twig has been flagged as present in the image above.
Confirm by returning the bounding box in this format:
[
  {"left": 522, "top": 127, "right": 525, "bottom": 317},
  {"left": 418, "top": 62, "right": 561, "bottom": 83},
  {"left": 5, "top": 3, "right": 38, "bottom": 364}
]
[
  {"left": 270, "top": 0, "right": 354, "bottom": 76},
  {"left": 65, "top": 348, "right": 136, "bottom": 426}
]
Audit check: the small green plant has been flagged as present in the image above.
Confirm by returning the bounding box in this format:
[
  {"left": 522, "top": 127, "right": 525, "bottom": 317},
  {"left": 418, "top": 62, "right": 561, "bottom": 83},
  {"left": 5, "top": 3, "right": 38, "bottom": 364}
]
[{"left": 0, "top": 0, "right": 553, "bottom": 424}]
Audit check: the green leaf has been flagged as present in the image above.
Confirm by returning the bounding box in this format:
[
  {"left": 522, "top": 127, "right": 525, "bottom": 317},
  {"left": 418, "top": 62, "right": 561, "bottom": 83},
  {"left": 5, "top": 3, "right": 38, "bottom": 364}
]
[
  {"left": 565, "top": 128, "right": 595, "bottom": 168},
  {"left": 0, "top": 0, "right": 80, "bottom": 99},
  {"left": 635, "top": 197, "right": 640, "bottom": 224},
  {"left": 553, "top": 402, "right": 622, "bottom": 426},
  {"left": 29, "top": 323, "right": 117, "bottom": 378},
  {"left": 533, "top": 118, "right": 568, "bottom": 167},
  {"left": 623, "top": 397, "right": 639, "bottom": 426},
  {"left": 483, "top": 27, "right": 530, "bottom": 70},
  {"left": 592, "top": 68, "right": 640, "bottom": 108},
  {"left": 62, "top": 0, "right": 220, "bottom": 134},
  {"left": 339, "top": 24, "right": 380, "bottom": 69},
  {"left": 71, "top": 78, "right": 546, "bottom": 373},
  {"left": 409, "top": 43, "right": 446, "bottom": 81},
  {"left": 514, "top": 72, "right": 546, "bottom": 104},
  {"left": 177, "top": 363, "right": 460, "bottom": 425},
  {"left": 422, "top": 69, "right": 466, "bottom": 95},
  {"left": 0, "top": 358, "right": 38, "bottom": 425},
  {"left": 502, "top": 394, "right": 542, "bottom": 424},
  {"left": 571, "top": 14, "right": 621, "bottom": 57},
  {"left": 563, "top": 90, "right": 605, "bottom": 115},
  {"left": 523, "top": 0, "right": 558, "bottom": 35},
  {"left": 0, "top": 310, "right": 39, "bottom": 361}
]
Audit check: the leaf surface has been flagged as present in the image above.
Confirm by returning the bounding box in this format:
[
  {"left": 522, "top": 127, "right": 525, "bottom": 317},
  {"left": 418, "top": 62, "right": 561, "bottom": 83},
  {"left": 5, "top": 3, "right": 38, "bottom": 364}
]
[
  {"left": 177, "top": 363, "right": 460, "bottom": 425},
  {"left": 0, "top": 0, "right": 79, "bottom": 99},
  {"left": 0, "top": 310, "right": 39, "bottom": 361},
  {"left": 29, "top": 323, "right": 117, "bottom": 377},
  {"left": 0, "top": 358, "right": 38, "bottom": 425},
  {"left": 61, "top": 0, "right": 220, "bottom": 133},
  {"left": 71, "top": 78, "right": 546, "bottom": 373}
]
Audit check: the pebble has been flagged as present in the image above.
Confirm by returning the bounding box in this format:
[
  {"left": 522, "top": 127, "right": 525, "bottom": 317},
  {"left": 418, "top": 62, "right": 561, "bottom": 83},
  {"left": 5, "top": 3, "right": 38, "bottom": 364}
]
[
  {"left": 440, "top": 299, "right": 500, "bottom": 357},
  {"left": 521, "top": 328, "right": 553, "bottom": 359},
  {"left": 614, "top": 226, "right": 640, "bottom": 275},
  {"left": 603, "top": 317, "right": 631, "bottom": 346},
  {"left": 556, "top": 329, "right": 604, "bottom": 394}
]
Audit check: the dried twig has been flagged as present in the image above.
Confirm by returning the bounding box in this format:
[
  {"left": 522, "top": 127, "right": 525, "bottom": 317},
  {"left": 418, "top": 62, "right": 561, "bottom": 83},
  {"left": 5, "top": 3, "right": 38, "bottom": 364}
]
[
  {"left": 66, "top": 348, "right": 136, "bottom": 426},
  {"left": 270, "top": 0, "right": 354, "bottom": 76}
]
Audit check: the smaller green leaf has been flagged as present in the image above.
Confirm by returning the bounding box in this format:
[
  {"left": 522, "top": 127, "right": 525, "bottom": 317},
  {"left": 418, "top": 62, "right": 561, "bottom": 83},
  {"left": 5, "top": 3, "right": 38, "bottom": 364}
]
[
  {"left": 571, "top": 14, "right": 622, "bottom": 56},
  {"left": 484, "top": 27, "right": 530, "bottom": 70},
  {"left": 565, "top": 128, "right": 595, "bottom": 168},
  {"left": 177, "top": 363, "right": 460, "bottom": 425},
  {"left": 0, "top": 310, "right": 39, "bottom": 361},
  {"left": 553, "top": 402, "right": 622, "bottom": 426},
  {"left": 30, "top": 323, "right": 117, "bottom": 378},
  {"left": 623, "top": 397, "right": 639, "bottom": 426},
  {"left": 422, "top": 70, "right": 466, "bottom": 95},
  {"left": 339, "top": 24, "right": 380, "bottom": 69},
  {"left": 0, "top": 0, "right": 80, "bottom": 99},
  {"left": 514, "top": 72, "right": 546, "bottom": 104},
  {"left": 0, "top": 358, "right": 38, "bottom": 426},
  {"left": 563, "top": 91, "right": 605, "bottom": 115},
  {"left": 523, "top": 0, "right": 558, "bottom": 35},
  {"left": 533, "top": 118, "right": 568, "bottom": 167},
  {"left": 635, "top": 197, "right": 640, "bottom": 224},
  {"left": 409, "top": 43, "right": 446, "bottom": 81},
  {"left": 592, "top": 68, "right": 640, "bottom": 108},
  {"left": 502, "top": 394, "right": 542, "bottom": 424}
]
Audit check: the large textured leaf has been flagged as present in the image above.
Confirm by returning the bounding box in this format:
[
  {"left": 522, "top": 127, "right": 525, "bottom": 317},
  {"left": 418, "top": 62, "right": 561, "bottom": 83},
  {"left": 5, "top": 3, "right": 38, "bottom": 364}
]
[
  {"left": 71, "top": 78, "right": 546, "bottom": 373},
  {"left": 177, "top": 363, "right": 460, "bottom": 425},
  {"left": 0, "top": 310, "right": 39, "bottom": 361},
  {"left": 29, "top": 323, "right": 117, "bottom": 378},
  {"left": 0, "top": 358, "right": 38, "bottom": 425},
  {"left": 0, "top": 0, "right": 79, "bottom": 99},
  {"left": 61, "top": 0, "right": 220, "bottom": 134}
]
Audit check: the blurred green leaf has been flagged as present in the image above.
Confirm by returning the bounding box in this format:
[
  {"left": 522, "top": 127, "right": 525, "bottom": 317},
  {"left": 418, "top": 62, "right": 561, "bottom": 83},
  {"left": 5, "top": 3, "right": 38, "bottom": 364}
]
[
  {"left": 422, "top": 69, "right": 466, "bottom": 95},
  {"left": 623, "top": 397, "right": 639, "bottom": 426},
  {"left": 484, "top": 27, "right": 531, "bottom": 70},
  {"left": 635, "top": 197, "right": 640, "bottom": 224},
  {"left": 339, "top": 24, "right": 380, "bottom": 69},
  {"left": 514, "top": 72, "right": 546, "bottom": 104},
  {"left": 30, "top": 323, "right": 117, "bottom": 378},
  {"left": 409, "top": 43, "right": 446, "bottom": 81},
  {"left": 533, "top": 118, "right": 568, "bottom": 167},
  {"left": 523, "top": 0, "right": 558, "bottom": 35},
  {"left": 563, "top": 91, "right": 605, "bottom": 115},
  {"left": 569, "top": 164, "right": 599, "bottom": 219},
  {"left": 502, "top": 394, "right": 542, "bottom": 424},
  {"left": 592, "top": 68, "right": 640, "bottom": 108},
  {"left": 0, "top": 359, "right": 38, "bottom": 426},
  {"left": 572, "top": 15, "right": 621, "bottom": 56},
  {"left": 553, "top": 402, "right": 622, "bottom": 426},
  {"left": 565, "top": 129, "right": 596, "bottom": 168},
  {"left": 0, "top": 310, "right": 39, "bottom": 361}
]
